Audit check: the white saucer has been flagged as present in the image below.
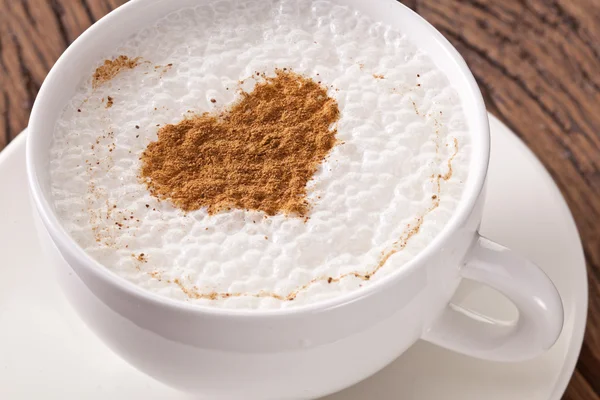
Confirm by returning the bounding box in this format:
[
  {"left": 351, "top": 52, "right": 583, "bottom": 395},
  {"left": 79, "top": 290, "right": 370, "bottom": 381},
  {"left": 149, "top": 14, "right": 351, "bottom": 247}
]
[{"left": 0, "top": 114, "right": 586, "bottom": 399}]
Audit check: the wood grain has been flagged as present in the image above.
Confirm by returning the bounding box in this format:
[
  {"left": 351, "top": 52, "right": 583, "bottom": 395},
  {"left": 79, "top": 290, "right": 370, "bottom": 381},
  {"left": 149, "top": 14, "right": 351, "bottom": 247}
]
[
  {"left": 0, "top": 1, "right": 598, "bottom": 399},
  {"left": 0, "top": 0, "right": 128, "bottom": 148}
]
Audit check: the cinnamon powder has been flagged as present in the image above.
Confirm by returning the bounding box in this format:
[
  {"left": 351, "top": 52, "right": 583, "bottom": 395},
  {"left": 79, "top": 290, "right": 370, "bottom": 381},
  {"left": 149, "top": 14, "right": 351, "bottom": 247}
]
[
  {"left": 140, "top": 69, "right": 340, "bottom": 216},
  {"left": 93, "top": 55, "right": 141, "bottom": 88}
]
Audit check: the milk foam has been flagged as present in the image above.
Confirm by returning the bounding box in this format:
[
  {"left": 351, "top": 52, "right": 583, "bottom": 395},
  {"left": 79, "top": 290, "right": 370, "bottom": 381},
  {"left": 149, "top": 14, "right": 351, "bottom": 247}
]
[{"left": 49, "top": 0, "right": 471, "bottom": 309}]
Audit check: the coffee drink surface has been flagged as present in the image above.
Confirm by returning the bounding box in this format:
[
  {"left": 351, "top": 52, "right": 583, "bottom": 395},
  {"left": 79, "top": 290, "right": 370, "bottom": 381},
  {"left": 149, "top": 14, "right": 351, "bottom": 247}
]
[{"left": 49, "top": 0, "right": 471, "bottom": 309}]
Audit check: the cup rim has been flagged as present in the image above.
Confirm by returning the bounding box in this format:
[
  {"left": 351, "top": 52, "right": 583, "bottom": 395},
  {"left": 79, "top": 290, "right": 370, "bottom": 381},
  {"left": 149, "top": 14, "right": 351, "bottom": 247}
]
[{"left": 26, "top": 0, "right": 489, "bottom": 318}]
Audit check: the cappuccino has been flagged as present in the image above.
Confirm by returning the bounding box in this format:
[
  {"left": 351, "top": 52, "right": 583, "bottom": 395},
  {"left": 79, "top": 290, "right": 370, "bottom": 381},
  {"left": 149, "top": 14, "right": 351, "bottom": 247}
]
[{"left": 49, "top": 0, "right": 471, "bottom": 309}]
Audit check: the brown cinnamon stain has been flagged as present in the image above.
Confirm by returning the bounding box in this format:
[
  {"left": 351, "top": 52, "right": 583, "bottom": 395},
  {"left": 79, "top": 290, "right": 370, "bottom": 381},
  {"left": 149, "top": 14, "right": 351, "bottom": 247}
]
[
  {"left": 86, "top": 129, "right": 145, "bottom": 251},
  {"left": 154, "top": 63, "right": 173, "bottom": 77},
  {"left": 148, "top": 271, "right": 162, "bottom": 281},
  {"left": 92, "top": 56, "right": 142, "bottom": 88},
  {"left": 434, "top": 118, "right": 441, "bottom": 154},
  {"left": 411, "top": 100, "right": 420, "bottom": 116}
]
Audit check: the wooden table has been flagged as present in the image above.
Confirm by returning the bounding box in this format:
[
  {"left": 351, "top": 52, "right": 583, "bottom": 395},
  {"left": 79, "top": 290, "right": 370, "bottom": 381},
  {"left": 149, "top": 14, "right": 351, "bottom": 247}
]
[{"left": 0, "top": 1, "right": 598, "bottom": 398}]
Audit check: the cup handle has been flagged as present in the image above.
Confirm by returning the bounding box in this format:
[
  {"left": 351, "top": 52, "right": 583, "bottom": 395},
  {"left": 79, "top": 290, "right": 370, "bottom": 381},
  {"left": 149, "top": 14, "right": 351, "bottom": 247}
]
[{"left": 422, "top": 235, "right": 564, "bottom": 362}]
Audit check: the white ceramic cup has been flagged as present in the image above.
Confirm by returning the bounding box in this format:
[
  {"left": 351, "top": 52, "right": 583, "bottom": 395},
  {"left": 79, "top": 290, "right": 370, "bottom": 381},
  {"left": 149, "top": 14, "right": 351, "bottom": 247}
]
[{"left": 26, "top": 0, "right": 564, "bottom": 398}]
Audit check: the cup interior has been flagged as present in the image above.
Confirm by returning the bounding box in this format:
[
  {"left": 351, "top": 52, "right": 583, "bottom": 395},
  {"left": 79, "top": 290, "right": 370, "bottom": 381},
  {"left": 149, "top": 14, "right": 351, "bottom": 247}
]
[{"left": 26, "top": 0, "right": 489, "bottom": 314}]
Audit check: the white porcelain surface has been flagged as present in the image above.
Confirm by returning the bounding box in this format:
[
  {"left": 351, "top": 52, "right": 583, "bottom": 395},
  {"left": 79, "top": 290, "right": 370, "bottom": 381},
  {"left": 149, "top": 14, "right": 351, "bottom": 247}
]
[
  {"left": 1, "top": 116, "right": 587, "bottom": 399},
  {"left": 24, "top": 0, "right": 565, "bottom": 398},
  {"left": 423, "top": 235, "right": 564, "bottom": 361}
]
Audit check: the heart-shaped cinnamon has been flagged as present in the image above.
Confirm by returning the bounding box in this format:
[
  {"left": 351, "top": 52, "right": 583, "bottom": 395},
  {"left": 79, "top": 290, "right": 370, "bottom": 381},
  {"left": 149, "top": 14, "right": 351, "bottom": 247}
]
[{"left": 140, "top": 69, "right": 339, "bottom": 217}]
